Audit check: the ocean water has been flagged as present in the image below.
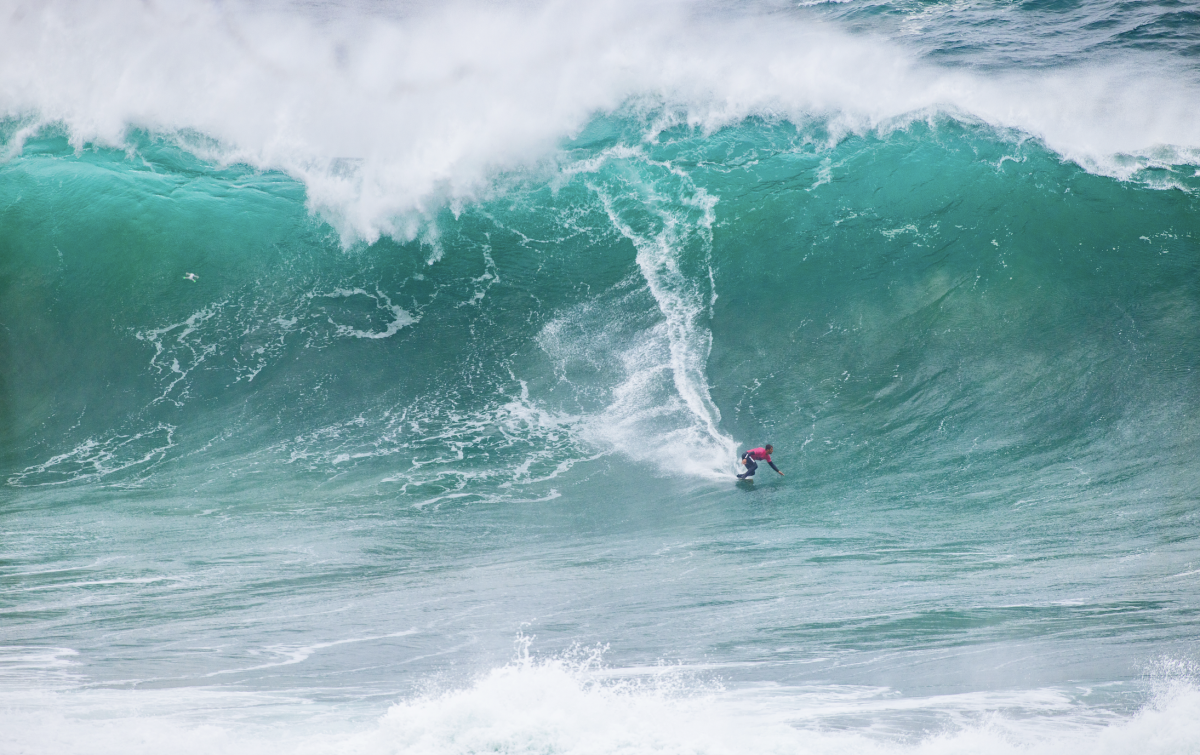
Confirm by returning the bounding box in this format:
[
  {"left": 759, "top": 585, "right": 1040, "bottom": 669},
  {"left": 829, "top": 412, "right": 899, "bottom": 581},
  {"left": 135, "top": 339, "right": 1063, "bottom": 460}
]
[{"left": 2, "top": 0, "right": 1200, "bottom": 753}]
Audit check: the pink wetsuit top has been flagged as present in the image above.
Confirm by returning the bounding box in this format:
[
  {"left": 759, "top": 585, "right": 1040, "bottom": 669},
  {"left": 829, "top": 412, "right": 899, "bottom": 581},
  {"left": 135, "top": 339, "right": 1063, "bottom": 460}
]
[{"left": 745, "top": 447, "right": 772, "bottom": 462}]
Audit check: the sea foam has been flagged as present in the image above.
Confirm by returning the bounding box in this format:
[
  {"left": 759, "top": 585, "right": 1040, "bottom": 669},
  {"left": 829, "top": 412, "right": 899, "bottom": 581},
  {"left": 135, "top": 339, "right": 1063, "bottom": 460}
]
[
  {"left": 2, "top": 0, "right": 1198, "bottom": 245},
  {"left": 2, "top": 649, "right": 1199, "bottom": 755}
]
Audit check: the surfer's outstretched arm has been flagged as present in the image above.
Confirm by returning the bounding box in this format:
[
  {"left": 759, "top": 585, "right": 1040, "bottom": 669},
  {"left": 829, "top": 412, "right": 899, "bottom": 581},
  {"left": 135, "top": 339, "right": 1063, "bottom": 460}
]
[{"left": 768, "top": 461, "right": 783, "bottom": 476}]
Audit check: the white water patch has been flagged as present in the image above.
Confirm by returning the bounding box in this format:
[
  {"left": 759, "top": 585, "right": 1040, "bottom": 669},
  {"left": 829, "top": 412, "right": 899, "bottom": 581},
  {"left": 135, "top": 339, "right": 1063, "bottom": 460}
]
[
  {"left": 0, "top": 647, "right": 82, "bottom": 688},
  {"left": 2, "top": 0, "right": 1198, "bottom": 244},
  {"left": 349, "top": 664, "right": 1200, "bottom": 755},
  {"left": 1, "top": 650, "right": 1199, "bottom": 755}
]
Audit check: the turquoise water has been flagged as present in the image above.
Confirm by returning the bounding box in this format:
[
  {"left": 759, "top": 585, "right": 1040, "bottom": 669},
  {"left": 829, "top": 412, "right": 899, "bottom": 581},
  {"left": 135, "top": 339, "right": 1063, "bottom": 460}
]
[{"left": 3, "top": 1, "right": 1200, "bottom": 753}]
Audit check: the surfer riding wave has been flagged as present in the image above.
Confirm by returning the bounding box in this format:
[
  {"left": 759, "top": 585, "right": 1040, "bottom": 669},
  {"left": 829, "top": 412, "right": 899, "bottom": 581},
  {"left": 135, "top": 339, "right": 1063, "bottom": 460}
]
[{"left": 738, "top": 444, "right": 783, "bottom": 479}]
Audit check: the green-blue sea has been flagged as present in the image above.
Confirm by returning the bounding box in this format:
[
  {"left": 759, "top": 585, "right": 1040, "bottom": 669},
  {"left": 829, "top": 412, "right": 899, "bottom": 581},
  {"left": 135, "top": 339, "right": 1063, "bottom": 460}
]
[{"left": 3, "top": 1, "right": 1199, "bottom": 753}]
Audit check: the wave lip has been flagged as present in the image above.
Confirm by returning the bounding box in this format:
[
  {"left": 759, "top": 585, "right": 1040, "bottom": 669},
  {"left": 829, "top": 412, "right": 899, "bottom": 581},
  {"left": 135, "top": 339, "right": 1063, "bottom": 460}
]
[{"left": 3, "top": 0, "right": 1198, "bottom": 244}]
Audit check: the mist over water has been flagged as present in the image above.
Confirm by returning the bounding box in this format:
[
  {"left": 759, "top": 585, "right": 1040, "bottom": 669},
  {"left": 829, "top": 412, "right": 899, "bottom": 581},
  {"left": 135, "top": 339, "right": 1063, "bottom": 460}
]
[{"left": 3, "top": 1, "right": 1200, "bottom": 753}]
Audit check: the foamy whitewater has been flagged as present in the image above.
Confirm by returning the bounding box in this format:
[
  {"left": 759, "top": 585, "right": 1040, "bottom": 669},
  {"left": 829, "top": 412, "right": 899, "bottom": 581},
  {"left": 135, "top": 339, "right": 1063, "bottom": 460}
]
[{"left": 2, "top": 0, "right": 1199, "bottom": 753}]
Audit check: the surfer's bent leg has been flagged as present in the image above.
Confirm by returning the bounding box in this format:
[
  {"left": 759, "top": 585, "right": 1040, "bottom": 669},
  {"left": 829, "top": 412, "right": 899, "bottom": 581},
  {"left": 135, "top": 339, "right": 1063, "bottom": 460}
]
[{"left": 738, "top": 457, "right": 758, "bottom": 478}]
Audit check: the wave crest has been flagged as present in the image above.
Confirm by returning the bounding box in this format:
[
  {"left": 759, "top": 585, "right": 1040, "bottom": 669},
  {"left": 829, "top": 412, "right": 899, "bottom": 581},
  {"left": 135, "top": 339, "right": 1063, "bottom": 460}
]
[{"left": 3, "top": 0, "right": 1198, "bottom": 243}]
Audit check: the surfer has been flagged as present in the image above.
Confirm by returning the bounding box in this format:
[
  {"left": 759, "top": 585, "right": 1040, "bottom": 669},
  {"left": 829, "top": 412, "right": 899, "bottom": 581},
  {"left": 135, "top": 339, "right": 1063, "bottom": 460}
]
[{"left": 738, "top": 444, "right": 783, "bottom": 479}]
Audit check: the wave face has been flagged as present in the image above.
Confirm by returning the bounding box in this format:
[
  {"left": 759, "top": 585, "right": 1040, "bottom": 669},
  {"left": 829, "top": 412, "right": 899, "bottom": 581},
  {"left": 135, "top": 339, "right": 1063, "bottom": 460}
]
[{"left": 2, "top": 1, "right": 1200, "bottom": 753}]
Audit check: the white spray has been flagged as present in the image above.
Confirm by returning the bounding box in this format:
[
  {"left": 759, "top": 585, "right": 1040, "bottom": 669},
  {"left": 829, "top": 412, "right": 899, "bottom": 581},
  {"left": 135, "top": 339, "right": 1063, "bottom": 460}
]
[{"left": 1, "top": 0, "right": 1198, "bottom": 245}]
